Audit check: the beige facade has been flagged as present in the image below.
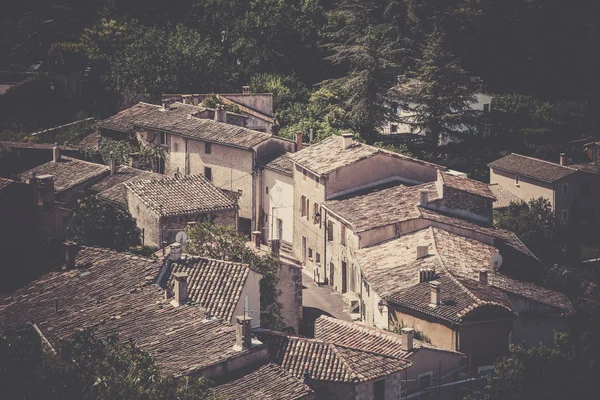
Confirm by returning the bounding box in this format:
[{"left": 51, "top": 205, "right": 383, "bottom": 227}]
[{"left": 261, "top": 167, "right": 294, "bottom": 244}]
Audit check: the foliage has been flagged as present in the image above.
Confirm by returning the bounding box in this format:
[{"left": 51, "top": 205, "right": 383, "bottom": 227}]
[
  {"left": 0, "top": 328, "right": 212, "bottom": 400},
  {"left": 373, "top": 141, "right": 413, "bottom": 157},
  {"left": 66, "top": 197, "right": 141, "bottom": 251},
  {"left": 184, "top": 222, "right": 286, "bottom": 331},
  {"left": 250, "top": 73, "right": 310, "bottom": 126},
  {"left": 200, "top": 94, "right": 241, "bottom": 114},
  {"left": 98, "top": 136, "right": 140, "bottom": 166}
]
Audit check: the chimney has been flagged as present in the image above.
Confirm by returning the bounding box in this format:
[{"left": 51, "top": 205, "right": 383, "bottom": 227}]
[
  {"left": 173, "top": 272, "right": 188, "bottom": 305},
  {"left": 418, "top": 268, "right": 436, "bottom": 283},
  {"left": 64, "top": 242, "right": 78, "bottom": 269},
  {"left": 592, "top": 146, "right": 598, "bottom": 164},
  {"left": 342, "top": 132, "right": 353, "bottom": 150},
  {"left": 169, "top": 242, "right": 182, "bottom": 261},
  {"left": 419, "top": 189, "right": 429, "bottom": 207},
  {"left": 129, "top": 153, "right": 140, "bottom": 169},
  {"left": 416, "top": 245, "right": 429, "bottom": 259},
  {"left": 234, "top": 315, "right": 253, "bottom": 350},
  {"left": 429, "top": 281, "right": 441, "bottom": 307},
  {"left": 309, "top": 128, "right": 314, "bottom": 143},
  {"left": 28, "top": 172, "right": 39, "bottom": 206},
  {"left": 38, "top": 175, "right": 55, "bottom": 205},
  {"left": 401, "top": 328, "right": 414, "bottom": 352},
  {"left": 295, "top": 131, "right": 303, "bottom": 151},
  {"left": 53, "top": 143, "right": 61, "bottom": 162},
  {"left": 214, "top": 104, "right": 227, "bottom": 123},
  {"left": 271, "top": 238, "right": 281, "bottom": 257},
  {"left": 109, "top": 153, "right": 117, "bottom": 175},
  {"left": 161, "top": 99, "right": 170, "bottom": 110},
  {"left": 242, "top": 85, "right": 250, "bottom": 94},
  {"left": 182, "top": 94, "right": 191, "bottom": 104},
  {"left": 252, "top": 231, "right": 261, "bottom": 248},
  {"left": 560, "top": 153, "right": 567, "bottom": 166},
  {"left": 478, "top": 269, "right": 488, "bottom": 284}
]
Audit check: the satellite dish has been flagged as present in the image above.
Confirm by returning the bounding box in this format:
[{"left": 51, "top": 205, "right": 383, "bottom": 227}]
[
  {"left": 490, "top": 251, "right": 503, "bottom": 271},
  {"left": 175, "top": 231, "right": 188, "bottom": 244}
]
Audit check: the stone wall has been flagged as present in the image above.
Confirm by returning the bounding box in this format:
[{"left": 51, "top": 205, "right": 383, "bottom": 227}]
[
  {"left": 431, "top": 186, "right": 493, "bottom": 223},
  {"left": 276, "top": 257, "right": 303, "bottom": 332}
]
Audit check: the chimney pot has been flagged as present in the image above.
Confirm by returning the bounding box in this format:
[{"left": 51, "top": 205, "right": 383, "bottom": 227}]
[
  {"left": 560, "top": 153, "right": 567, "bottom": 166},
  {"left": 214, "top": 104, "right": 227, "bottom": 123},
  {"left": 235, "top": 315, "right": 253, "bottom": 350},
  {"left": 429, "top": 280, "right": 441, "bottom": 307},
  {"left": 419, "top": 189, "right": 429, "bottom": 207},
  {"left": 417, "top": 245, "right": 429, "bottom": 259},
  {"left": 342, "top": 132, "right": 353, "bottom": 150},
  {"left": 242, "top": 86, "right": 250, "bottom": 94},
  {"left": 401, "top": 328, "right": 414, "bottom": 351},
  {"left": 169, "top": 242, "right": 182, "bottom": 261},
  {"left": 53, "top": 143, "right": 61, "bottom": 162},
  {"left": 64, "top": 242, "right": 78, "bottom": 269},
  {"left": 173, "top": 271, "right": 188, "bottom": 305},
  {"left": 479, "top": 269, "right": 488, "bottom": 284},
  {"left": 295, "top": 131, "right": 303, "bottom": 151}
]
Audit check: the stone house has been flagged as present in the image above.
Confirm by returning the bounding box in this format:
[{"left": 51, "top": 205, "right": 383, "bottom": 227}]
[
  {"left": 314, "top": 316, "right": 465, "bottom": 399},
  {"left": 162, "top": 86, "right": 277, "bottom": 133},
  {"left": 256, "top": 328, "right": 412, "bottom": 400},
  {"left": 287, "top": 133, "right": 445, "bottom": 284},
  {"left": 489, "top": 152, "right": 600, "bottom": 223},
  {"left": 125, "top": 174, "right": 238, "bottom": 248},
  {"left": 98, "top": 102, "right": 295, "bottom": 233}
]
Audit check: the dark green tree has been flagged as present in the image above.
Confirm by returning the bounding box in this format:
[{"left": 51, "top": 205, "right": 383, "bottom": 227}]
[
  {"left": 250, "top": 73, "right": 310, "bottom": 127},
  {"left": 400, "top": 29, "right": 480, "bottom": 147},
  {"left": 66, "top": 197, "right": 141, "bottom": 251},
  {"left": 321, "top": 0, "right": 406, "bottom": 143},
  {"left": 0, "top": 328, "right": 212, "bottom": 400},
  {"left": 184, "top": 222, "right": 287, "bottom": 331}
]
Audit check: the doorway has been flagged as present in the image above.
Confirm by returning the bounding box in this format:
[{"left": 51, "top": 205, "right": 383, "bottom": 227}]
[{"left": 277, "top": 218, "right": 283, "bottom": 240}]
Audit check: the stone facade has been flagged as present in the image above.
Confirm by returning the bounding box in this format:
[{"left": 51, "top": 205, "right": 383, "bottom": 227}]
[{"left": 276, "top": 256, "right": 303, "bottom": 332}]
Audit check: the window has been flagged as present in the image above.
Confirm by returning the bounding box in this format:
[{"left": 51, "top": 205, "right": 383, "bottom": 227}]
[
  {"left": 306, "top": 197, "right": 310, "bottom": 220},
  {"left": 313, "top": 203, "right": 319, "bottom": 225},
  {"left": 374, "top": 379, "right": 385, "bottom": 400},
  {"left": 204, "top": 167, "right": 212, "bottom": 182},
  {"left": 314, "top": 175, "right": 319, "bottom": 188},
  {"left": 391, "top": 102, "right": 398, "bottom": 114},
  {"left": 205, "top": 142, "right": 212, "bottom": 154},
  {"left": 391, "top": 124, "right": 398, "bottom": 133},
  {"left": 266, "top": 186, "right": 269, "bottom": 194},
  {"left": 159, "top": 132, "right": 167, "bottom": 146},
  {"left": 308, "top": 248, "right": 313, "bottom": 260},
  {"left": 315, "top": 252, "right": 321, "bottom": 264},
  {"left": 327, "top": 220, "right": 334, "bottom": 241},
  {"left": 264, "top": 214, "right": 268, "bottom": 222},
  {"left": 418, "top": 372, "right": 433, "bottom": 400},
  {"left": 340, "top": 224, "right": 346, "bottom": 246},
  {"left": 515, "top": 175, "right": 520, "bottom": 186},
  {"left": 301, "top": 196, "right": 307, "bottom": 217},
  {"left": 483, "top": 103, "right": 491, "bottom": 112},
  {"left": 562, "top": 209, "right": 569, "bottom": 221},
  {"left": 302, "top": 169, "right": 307, "bottom": 181},
  {"left": 581, "top": 182, "right": 591, "bottom": 197},
  {"left": 562, "top": 183, "right": 569, "bottom": 195}
]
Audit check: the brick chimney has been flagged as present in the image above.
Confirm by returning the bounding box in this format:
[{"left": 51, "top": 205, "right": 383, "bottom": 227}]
[
  {"left": 342, "top": 132, "right": 353, "bottom": 150},
  {"left": 214, "top": 104, "right": 227, "bottom": 123},
  {"left": 53, "top": 143, "right": 61, "bottom": 162},
  {"left": 419, "top": 189, "right": 429, "bottom": 207},
  {"left": 478, "top": 269, "right": 488, "bottom": 284},
  {"left": 401, "top": 328, "right": 414, "bottom": 352},
  {"left": 560, "top": 153, "right": 567, "bottom": 166},
  {"left": 64, "top": 242, "right": 78, "bottom": 269},
  {"left": 295, "top": 131, "right": 303, "bottom": 151},
  {"left": 242, "top": 85, "right": 250, "bottom": 94},
  {"left": 234, "top": 315, "right": 253, "bottom": 350},
  {"left": 416, "top": 245, "right": 429, "bottom": 259},
  {"left": 169, "top": 242, "right": 182, "bottom": 261},
  {"left": 429, "top": 281, "right": 441, "bottom": 307},
  {"left": 173, "top": 272, "right": 188, "bottom": 305}
]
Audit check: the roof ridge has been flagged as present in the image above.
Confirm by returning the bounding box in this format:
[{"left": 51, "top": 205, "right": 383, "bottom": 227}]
[
  {"left": 329, "top": 343, "right": 360, "bottom": 382},
  {"left": 509, "top": 153, "right": 578, "bottom": 171}
]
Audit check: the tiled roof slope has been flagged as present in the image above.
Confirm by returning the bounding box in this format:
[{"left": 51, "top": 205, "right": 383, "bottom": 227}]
[
  {"left": 439, "top": 171, "right": 496, "bottom": 199},
  {"left": 0, "top": 141, "right": 78, "bottom": 151},
  {"left": 263, "top": 152, "right": 294, "bottom": 176},
  {"left": 0, "top": 177, "right": 14, "bottom": 192},
  {"left": 98, "top": 102, "right": 272, "bottom": 148},
  {"left": 90, "top": 166, "right": 164, "bottom": 205},
  {"left": 20, "top": 156, "right": 108, "bottom": 193},
  {"left": 0, "top": 247, "right": 249, "bottom": 377},
  {"left": 164, "top": 256, "right": 257, "bottom": 321},
  {"left": 255, "top": 330, "right": 411, "bottom": 383},
  {"left": 288, "top": 135, "right": 445, "bottom": 176},
  {"left": 315, "top": 316, "right": 435, "bottom": 358},
  {"left": 488, "top": 153, "right": 576, "bottom": 183},
  {"left": 489, "top": 183, "right": 522, "bottom": 209},
  {"left": 125, "top": 174, "right": 236, "bottom": 216},
  {"left": 212, "top": 363, "right": 314, "bottom": 400}
]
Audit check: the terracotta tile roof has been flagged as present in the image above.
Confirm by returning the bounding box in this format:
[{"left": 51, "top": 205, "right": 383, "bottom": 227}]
[
  {"left": 0, "top": 141, "right": 78, "bottom": 151},
  {"left": 98, "top": 102, "right": 273, "bottom": 148},
  {"left": 488, "top": 153, "right": 577, "bottom": 183},
  {"left": 439, "top": 171, "right": 496, "bottom": 200},
  {"left": 90, "top": 166, "right": 164, "bottom": 205},
  {"left": 263, "top": 152, "right": 294, "bottom": 176},
  {"left": 0, "top": 246, "right": 251, "bottom": 377},
  {"left": 125, "top": 174, "right": 237, "bottom": 216},
  {"left": 488, "top": 183, "right": 522, "bottom": 209},
  {"left": 162, "top": 255, "right": 259, "bottom": 322},
  {"left": 288, "top": 135, "right": 445, "bottom": 176},
  {"left": 356, "top": 227, "right": 572, "bottom": 323},
  {"left": 315, "top": 316, "right": 433, "bottom": 358},
  {"left": 20, "top": 156, "right": 108, "bottom": 193},
  {"left": 212, "top": 363, "right": 314, "bottom": 400},
  {"left": 0, "top": 177, "right": 14, "bottom": 192},
  {"left": 255, "top": 330, "right": 411, "bottom": 383},
  {"left": 324, "top": 182, "right": 440, "bottom": 232}
]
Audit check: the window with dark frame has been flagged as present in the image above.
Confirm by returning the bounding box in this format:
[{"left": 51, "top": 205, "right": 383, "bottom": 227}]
[
  {"left": 327, "top": 220, "right": 333, "bottom": 241},
  {"left": 204, "top": 167, "right": 212, "bottom": 182},
  {"left": 340, "top": 224, "right": 346, "bottom": 246},
  {"left": 205, "top": 142, "right": 212, "bottom": 154},
  {"left": 159, "top": 132, "right": 167, "bottom": 146},
  {"left": 301, "top": 196, "right": 307, "bottom": 217}
]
